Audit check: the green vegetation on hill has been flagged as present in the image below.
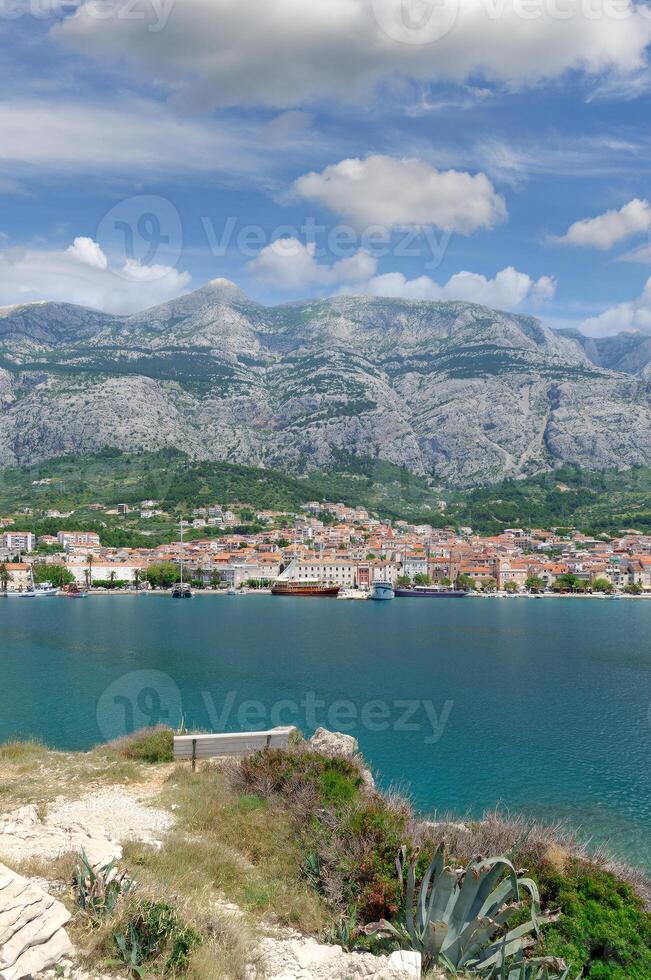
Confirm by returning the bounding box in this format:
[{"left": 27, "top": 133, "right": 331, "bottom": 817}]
[
  {"left": 1, "top": 449, "right": 650, "bottom": 537},
  {"left": 448, "top": 464, "right": 651, "bottom": 536}
]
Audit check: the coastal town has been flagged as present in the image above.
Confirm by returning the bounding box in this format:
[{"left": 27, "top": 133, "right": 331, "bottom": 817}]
[{"left": 1, "top": 496, "right": 650, "bottom": 596}]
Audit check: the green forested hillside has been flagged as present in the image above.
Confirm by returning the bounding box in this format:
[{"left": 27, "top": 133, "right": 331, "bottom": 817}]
[{"left": 0, "top": 450, "right": 650, "bottom": 537}]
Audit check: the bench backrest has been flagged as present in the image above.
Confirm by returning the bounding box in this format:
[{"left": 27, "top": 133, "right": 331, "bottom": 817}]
[{"left": 174, "top": 727, "right": 295, "bottom": 764}]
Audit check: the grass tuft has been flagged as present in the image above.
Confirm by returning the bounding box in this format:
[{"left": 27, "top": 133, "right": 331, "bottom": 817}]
[
  {"left": 0, "top": 738, "right": 48, "bottom": 762},
  {"left": 105, "top": 727, "right": 175, "bottom": 765}
]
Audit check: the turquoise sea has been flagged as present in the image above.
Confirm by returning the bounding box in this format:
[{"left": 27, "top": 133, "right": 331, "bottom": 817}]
[{"left": 1, "top": 595, "right": 650, "bottom": 871}]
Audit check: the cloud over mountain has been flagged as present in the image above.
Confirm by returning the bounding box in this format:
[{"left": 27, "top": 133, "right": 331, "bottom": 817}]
[
  {"left": 582, "top": 276, "right": 651, "bottom": 335},
  {"left": 557, "top": 198, "right": 651, "bottom": 249},
  {"left": 248, "top": 238, "right": 555, "bottom": 310},
  {"left": 55, "top": 0, "right": 651, "bottom": 109},
  {"left": 0, "top": 240, "right": 190, "bottom": 315}
]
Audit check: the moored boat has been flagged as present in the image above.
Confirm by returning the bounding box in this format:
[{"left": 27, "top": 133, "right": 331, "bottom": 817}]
[
  {"left": 63, "top": 584, "right": 87, "bottom": 598},
  {"left": 33, "top": 581, "right": 59, "bottom": 597},
  {"left": 5, "top": 569, "right": 59, "bottom": 598},
  {"left": 171, "top": 521, "right": 194, "bottom": 598},
  {"left": 370, "top": 581, "right": 395, "bottom": 601},
  {"left": 271, "top": 580, "right": 340, "bottom": 597},
  {"left": 171, "top": 584, "right": 194, "bottom": 599},
  {"left": 394, "top": 586, "right": 468, "bottom": 598}
]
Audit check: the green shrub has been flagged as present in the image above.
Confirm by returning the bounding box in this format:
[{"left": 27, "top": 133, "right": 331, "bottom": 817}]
[
  {"left": 113, "top": 899, "right": 201, "bottom": 976},
  {"left": 239, "top": 748, "right": 363, "bottom": 811},
  {"left": 297, "top": 793, "right": 411, "bottom": 924},
  {"left": 112, "top": 727, "right": 174, "bottom": 764},
  {"left": 237, "top": 748, "right": 408, "bottom": 923},
  {"left": 536, "top": 860, "right": 651, "bottom": 978}
]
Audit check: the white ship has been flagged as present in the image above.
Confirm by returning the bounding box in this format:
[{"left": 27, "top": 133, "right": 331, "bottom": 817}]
[
  {"left": 370, "top": 580, "right": 395, "bottom": 601},
  {"left": 6, "top": 569, "right": 59, "bottom": 598}
]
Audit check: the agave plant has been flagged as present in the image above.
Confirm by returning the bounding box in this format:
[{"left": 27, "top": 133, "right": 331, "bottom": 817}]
[
  {"left": 74, "top": 850, "right": 133, "bottom": 920},
  {"left": 366, "top": 845, "right": 559, "bottom": 973},
  {"left": 483, "top": 951, "right": 577, "bottom": 979}
]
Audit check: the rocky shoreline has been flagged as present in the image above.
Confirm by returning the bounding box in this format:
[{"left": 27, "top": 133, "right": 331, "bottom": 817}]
[{"left": 1, "top": 728, "right": 649, "bottom": 979}]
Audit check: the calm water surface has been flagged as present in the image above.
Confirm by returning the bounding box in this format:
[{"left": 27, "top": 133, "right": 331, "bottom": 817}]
[{"left": 1, "top": 596, "right": 650, "bottom": 870}]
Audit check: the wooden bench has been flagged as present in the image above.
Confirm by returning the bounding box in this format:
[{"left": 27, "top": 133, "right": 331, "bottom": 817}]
[{"left": 174, "top": 727, "right": 295, "bottom": 770}]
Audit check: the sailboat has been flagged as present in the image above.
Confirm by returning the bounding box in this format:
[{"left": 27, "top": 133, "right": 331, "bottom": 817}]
[
  {"left": 6, "top": 564, "right": 59, "bottom": 597},
  {"left": 171, "top": 521, "right": 193, "bottom": 598}
]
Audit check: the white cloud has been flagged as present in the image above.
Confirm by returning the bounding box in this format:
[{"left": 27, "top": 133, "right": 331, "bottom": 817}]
[
  {"left": 617, "top": 243, "right": 651, "bottom": 263},
  {"left": 342, "top": 267, "right": 556, "bottom": 309},
  {"left": 0, "top": 240, "right": 190, "bottom": 315},
  {"left": 556, "top": 198, "right": 651, "bottom": 248},
  {"left": 248, "top": 238, "right": 377, "bottom": 290},
  {"left": 294, "top": 155, "right": 506, "bottom": 233},
  {"left": 248, "top": 238, "right": 554, "bottom": 310},
  {"left": 582, "top": 277, "right": 651, "bottom": 335},
  {"left": 67, "top": 236, "right": 108, "bottom": 270},
  {"left": 55, "top": 0, "right": 651, "bottom": 110},
  {"left": 0, "top": 98, "right": 261, "bottom": 176}
]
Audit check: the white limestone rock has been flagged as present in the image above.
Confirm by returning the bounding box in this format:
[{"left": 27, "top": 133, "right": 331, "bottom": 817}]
[
  {"left": 309, "top": 728, "right": 358, "bottom": 759},
  {"left": 255, "top": 934, "right": 423, "bottom": 980},
  {"left": 0, "top": 790, "right": 173, "bottom": 868},
  {"left": 0, "top": 804, "right": 119, "bottom": 868},
  {"left": 0, "top": 862, "right": 73, "bottom": 980}
]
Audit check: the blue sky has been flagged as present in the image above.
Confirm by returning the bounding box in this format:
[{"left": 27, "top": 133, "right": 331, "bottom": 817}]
[{"left": 2, "top": 0, "right": 651, "bottom": 334}]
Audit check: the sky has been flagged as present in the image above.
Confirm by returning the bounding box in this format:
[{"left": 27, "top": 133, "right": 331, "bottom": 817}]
[{"left": 2, "top": 0, "right": 651, "bottom": 335}]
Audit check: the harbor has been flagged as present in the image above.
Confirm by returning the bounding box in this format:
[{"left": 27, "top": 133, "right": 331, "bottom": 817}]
[{"left": 2, "top": 593, "right": 650, "bottom": 876}]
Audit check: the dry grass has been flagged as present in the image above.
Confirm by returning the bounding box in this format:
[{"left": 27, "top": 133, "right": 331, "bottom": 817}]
[
  {"left": 415, "top": 807, "right": 651, "bottom": 909},
  {"left": 131, "top": 762, "right": 332, "bottom": 935},
  {"left": 414, "top": 807, "right": 591, "bottom": 866},
  {"left": 0, "top": 738, "right": 163, "bottom": 810},
  {"left": 80, "top": 890, "right": 256, "bottom": 980},
  {"left": 0, "top": 738, "right": 49, "bottom": 763},
  {"left": 11, "top": 850, "right": 79, "bottom": 886}
]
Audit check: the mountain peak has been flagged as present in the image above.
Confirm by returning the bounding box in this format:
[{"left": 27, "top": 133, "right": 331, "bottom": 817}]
[
  {"left": 201, "top": 278, "right": 257, "bottom": 305},
  {"left": 207, "top": 277, "right": 238, "bottom": 289}
]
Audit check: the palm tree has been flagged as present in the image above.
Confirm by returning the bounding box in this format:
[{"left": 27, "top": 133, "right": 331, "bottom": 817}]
[
  {"left": 108, "top": 569, "right": 116, "bottom": 590},
  {"left": 134, "top": 568, "right": 142, "bottom": 592},
  {"left": 0, "top": 562, "right": 9, "bottom": 594},
  {"left": 85, "top": 552, "right": 94, "bottom": 589}
]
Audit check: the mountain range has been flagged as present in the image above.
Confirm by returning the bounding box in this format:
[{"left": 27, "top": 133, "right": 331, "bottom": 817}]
[{"left": 0, "top": 279, "right": 650, "bottom": 487}]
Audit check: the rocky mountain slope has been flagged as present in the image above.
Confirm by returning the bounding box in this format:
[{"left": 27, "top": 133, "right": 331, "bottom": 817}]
[
  {"left": 559, "top": 327, "right": 651, "bottom": 379},
  {"left": 0, "top": 280, "right": 650, "bottom": 486}
]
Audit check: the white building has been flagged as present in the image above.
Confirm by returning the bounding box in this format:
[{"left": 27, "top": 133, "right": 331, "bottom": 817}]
[
  {"left": 1, "top": 531, "right": 35, "bottom": 553},
  {"left": 57, "top": 531, "right": 101, "bottom": 550},
  {"left": 403, "top": 555, "right": 429, "bottom": 579},
  {"left": 278, "top": 558, "right": 400, "bottom": 588},
  {"left": 66, "top": 560, "right": 146, "bottom": 586}
]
